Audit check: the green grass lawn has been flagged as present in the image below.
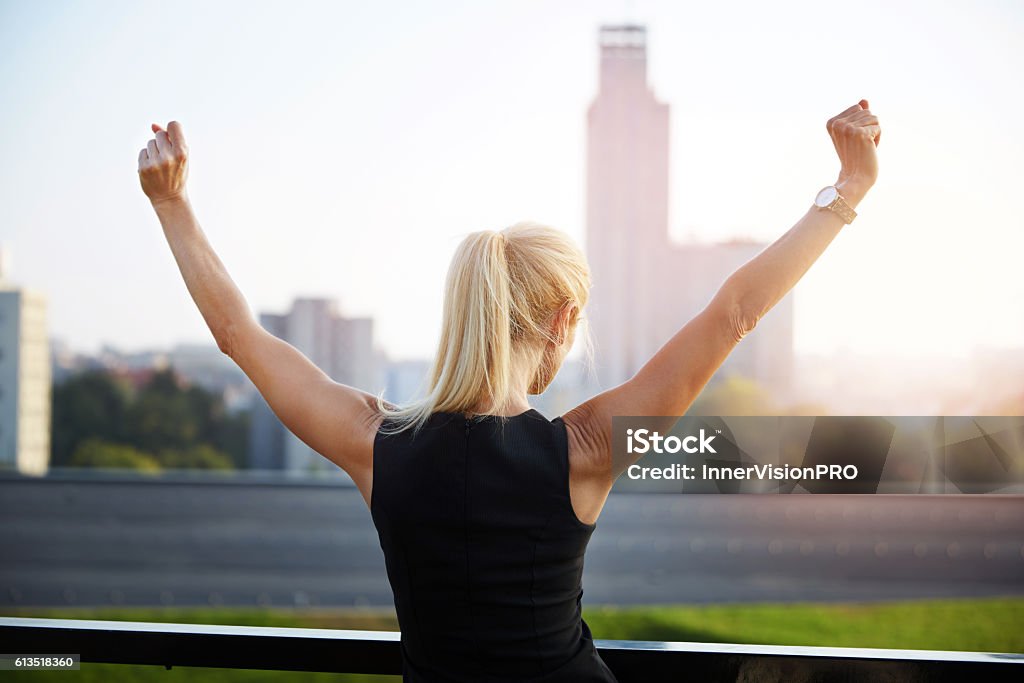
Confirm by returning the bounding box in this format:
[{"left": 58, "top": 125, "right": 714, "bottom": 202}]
[{"left": 3, "top": 596, "right": 1021, "bottom": 681}]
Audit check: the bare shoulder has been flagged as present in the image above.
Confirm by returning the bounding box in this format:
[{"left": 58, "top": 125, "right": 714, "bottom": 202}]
[
  {"left": 560, "top": 398, "right": 615, "bottom": 526},
  {"left": 226, "top": 318, "right": 393, "bottom": 511},
  {"left": 348, "top": 392, "right": 393, "bottom": 508},
  {"left": 352, "top": 390, "right": 391, "bottom": 446}
]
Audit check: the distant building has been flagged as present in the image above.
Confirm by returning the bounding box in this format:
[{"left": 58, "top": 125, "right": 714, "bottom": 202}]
[
  {"left": 657, "top": 240, "right": 794, "bottom": 398},
  {"left": 0, "top": 248, "right": 51, "bottom": 475},
  {"left": 585, "top": 25, "right": 793, "bottom": 399},
  {"left": 50, "top": 339, "right": 108, "bottom": 384},
  {"left": 384, "top": 359, "right": 432, "bottom": 406},
  {"left": 248, "top": 297, "right": 380, "bottom": 473},
  {"left": 96, "top": 343, "right": 169, "bottom": 372},
  {"left": 53, "top": 339, "right": 253, "bottom": 416}
]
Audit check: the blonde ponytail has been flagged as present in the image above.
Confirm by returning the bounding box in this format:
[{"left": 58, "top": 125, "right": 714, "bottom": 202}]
[{"left": 375, "top": 221, "right": 593, "bottom": 436}]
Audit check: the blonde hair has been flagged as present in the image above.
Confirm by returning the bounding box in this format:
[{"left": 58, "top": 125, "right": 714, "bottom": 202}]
[{"left": 374, "top": 220, "right": 594, "bottom": 436}]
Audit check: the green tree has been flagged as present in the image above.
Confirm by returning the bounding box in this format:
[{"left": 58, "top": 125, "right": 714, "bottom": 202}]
[
  {"left": 124, "top": 368, "right": 200, "bottom": 453},
  {"left": 182, "top": 383, "right": 250, "bottom": 468},
  {"left": 52, "top": 366, "right": 248, "bottom": 471},
  {"left": 51, "top": 370, "right": 131, "bottom": 465},
  {"left": 156, "top": 444, "right": 234, "bottom": 470},
  {"left": 69, "top": 437, "right": 161, "bottom": 472},
  {"left": 214, "top": 409, "right": 251, "bottom": 468}
]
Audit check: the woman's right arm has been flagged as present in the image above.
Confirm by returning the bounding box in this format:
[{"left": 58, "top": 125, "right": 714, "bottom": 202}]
[{"left": 565, "top": 99, "right": 882, "bottom": 498}]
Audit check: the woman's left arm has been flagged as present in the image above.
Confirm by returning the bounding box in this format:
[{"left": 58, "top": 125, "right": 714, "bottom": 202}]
[{"left": 138, "top": 122, "right": 380, "bottom": 500}]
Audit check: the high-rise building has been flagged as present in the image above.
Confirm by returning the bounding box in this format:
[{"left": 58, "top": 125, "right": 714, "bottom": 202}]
[
  {"left": 0, "top": 247, "right": 51, "bottom": 475},
  {"left": 384, "top": 359, "right": 432, "bottom": 406},
  {"left": 585, "top": 25, "right": 793, "bottom": 400},
  {"left": 586, "top": 25, "right": 671, "bottom": 391},
  {"left": 658, "top": 239, "right": 794, "bottom": 397},
  {"left": 247, "top": 297, "right": 381, "bottom": 473}
]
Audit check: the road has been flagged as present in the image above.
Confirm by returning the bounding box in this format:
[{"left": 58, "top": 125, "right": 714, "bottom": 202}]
[{"left": 1, "top": 474, "right": 1021, "bottom": 608}]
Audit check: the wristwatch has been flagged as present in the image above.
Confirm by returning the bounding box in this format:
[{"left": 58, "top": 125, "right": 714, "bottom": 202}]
[{"left": 814, "top": 185, "right": 857, "bottom": 224}]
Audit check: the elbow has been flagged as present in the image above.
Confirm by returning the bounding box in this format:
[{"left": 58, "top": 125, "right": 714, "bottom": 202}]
[
  {"left": 727, "top": 302, "right": 761, "bottom": 343},
  {"left": 714, "top": 280, "right": 761, "bottom": 344},
  {"left": 214, "top": 322, "right": 241, "bottom": 359}
]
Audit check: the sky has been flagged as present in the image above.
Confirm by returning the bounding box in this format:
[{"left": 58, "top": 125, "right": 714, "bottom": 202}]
[{"left": 1, "top": 0, "right": 1022, "bottom": 362}]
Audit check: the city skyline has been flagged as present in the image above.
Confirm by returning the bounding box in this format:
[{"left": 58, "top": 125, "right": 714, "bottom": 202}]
[
  {"left": 2, "top": 0, "right": 1023, "bottom": 363},
  {"left": 584, "top": 25, "right": 794, "bottom": 398}
]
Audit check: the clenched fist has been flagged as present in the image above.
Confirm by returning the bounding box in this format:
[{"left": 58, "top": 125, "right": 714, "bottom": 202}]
[
  {"left": 827, "top": 99, "right": 881, "bottom": 200},
  {"left": 138, "top": 121, "right": 189, "bottom": 206}
]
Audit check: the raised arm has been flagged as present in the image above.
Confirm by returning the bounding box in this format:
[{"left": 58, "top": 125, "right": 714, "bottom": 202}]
[
  {"left": 564, "top": 100, "right": 882, "bottom": 512},
  {"left": 137, "top": 122, "right": 380, "bottom": 502}
]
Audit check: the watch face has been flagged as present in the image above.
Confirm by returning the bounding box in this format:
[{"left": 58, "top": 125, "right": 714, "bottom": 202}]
[{"left": 815, "top": 185, "right": 838, "bottom": 207}]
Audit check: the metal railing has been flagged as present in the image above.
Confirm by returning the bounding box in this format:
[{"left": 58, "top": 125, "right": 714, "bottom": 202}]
[{"left": 2, "top": 617, "right": 1021, "bottom": 681}]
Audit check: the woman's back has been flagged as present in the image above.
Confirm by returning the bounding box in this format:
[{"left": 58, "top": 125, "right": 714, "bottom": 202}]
[
  {"left": 371, "top": 409, "right": 618, "bottom": 682},
  {"left": 138, "top": 98, "right": 881, "bottom": 683}
]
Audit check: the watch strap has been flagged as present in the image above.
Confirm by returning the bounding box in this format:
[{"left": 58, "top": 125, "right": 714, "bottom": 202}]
[{"left": 828, "top": 192, "right": 857, "bottom": 224}]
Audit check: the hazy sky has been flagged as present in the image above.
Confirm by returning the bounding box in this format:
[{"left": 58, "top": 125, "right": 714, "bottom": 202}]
[{"left": 2, "top": 0, "right": 1022, "bottom": 362}]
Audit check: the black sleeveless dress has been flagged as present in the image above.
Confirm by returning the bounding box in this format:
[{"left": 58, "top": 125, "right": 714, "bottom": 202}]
[{"left": 371, "top": 408, "right": 619, "bottom": 682}]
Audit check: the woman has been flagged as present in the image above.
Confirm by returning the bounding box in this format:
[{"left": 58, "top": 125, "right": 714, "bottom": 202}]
[{"left": 137, "top": 100, "right": 880, "bottom": 682}]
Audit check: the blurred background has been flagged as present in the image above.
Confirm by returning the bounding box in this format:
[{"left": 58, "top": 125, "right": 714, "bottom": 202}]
[{"left": 0, "top": 0, "right": 1022, "bottom": 678}]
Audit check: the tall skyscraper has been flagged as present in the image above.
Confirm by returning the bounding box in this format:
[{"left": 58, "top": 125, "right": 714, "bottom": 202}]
[
  {"left": 586, "top": 25, "right": 671, "bottom": 390},
  {"left": 585, "top": 25, "right": 793, "bottom": 400},
  {"left": 247, "top": 297, "right": 380, "bottom": 473},
  {"left": 0, "top": 247, "right": 51, "bottom": 475}
]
